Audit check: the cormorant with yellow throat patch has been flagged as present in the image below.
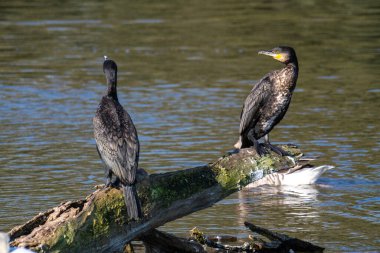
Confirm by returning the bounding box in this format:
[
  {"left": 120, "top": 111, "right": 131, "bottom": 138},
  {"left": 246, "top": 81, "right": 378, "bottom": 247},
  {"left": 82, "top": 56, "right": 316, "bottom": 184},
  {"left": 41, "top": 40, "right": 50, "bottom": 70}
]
[{"left": 234, "top": 46, "right": 298, "bottom": 156}]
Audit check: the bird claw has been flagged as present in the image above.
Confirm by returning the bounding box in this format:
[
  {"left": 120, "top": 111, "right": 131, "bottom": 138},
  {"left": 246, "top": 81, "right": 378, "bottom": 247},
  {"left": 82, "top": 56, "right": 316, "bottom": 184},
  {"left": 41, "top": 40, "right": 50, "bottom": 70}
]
[
  {"left": 256, "top": 145, "right": 267, "bottom": 156},
  {"left": 105, "top": 177, "right": 121, "bottom": 188},
  {"left": 263, "top": 144, "right": 290, "bottom": 156},
  {"left": 228, "top": 149, "right": 241, "bottom": 155}
]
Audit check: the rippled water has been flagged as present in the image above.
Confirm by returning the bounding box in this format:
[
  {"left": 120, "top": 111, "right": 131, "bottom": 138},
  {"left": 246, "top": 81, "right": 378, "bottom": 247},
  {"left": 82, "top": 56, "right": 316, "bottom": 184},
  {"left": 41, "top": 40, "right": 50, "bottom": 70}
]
[{"left": 0, "top": 1, "right": 379, "bottom": 252}]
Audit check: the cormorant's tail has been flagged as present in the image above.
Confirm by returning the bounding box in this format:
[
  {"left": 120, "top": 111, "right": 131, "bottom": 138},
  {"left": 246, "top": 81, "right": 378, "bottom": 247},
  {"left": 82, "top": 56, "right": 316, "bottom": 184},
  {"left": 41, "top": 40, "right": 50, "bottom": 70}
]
[
  {"left": 122, "top": 185, "right": 141, "bottom": 219},
  {"left": 234, "top": 136, "right": 253, "bottom": 149},
  {"left": 234, "top": 137, "right": 242, "bottom": 149}
]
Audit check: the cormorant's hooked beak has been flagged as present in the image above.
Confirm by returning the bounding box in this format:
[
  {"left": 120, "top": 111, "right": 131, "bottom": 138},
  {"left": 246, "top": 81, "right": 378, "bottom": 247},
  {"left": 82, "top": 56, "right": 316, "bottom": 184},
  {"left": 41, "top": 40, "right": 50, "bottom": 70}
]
[
  {"left": 258, "top": 50, "right": 276, "bottom": 57},
  {"left": 258, "top": 49, "right": 286, "bottom": 62}
]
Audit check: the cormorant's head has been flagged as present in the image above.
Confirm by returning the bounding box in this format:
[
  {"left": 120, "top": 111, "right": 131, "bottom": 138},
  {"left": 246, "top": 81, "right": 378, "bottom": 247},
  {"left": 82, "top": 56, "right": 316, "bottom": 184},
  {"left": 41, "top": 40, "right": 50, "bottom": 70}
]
[
  {"left": 103, "top": 56, "right": 118, "bottom": 84},
  {"left": 258, "top": 46, "right": 297, "bottom": 65}
]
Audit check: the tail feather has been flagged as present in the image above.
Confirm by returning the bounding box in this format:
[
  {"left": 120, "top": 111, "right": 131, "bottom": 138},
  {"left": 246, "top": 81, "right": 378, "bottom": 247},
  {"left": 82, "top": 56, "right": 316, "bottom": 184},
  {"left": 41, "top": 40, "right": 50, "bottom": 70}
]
[
  {"left": 234, "top": 137, "right": 242, "bottom": 149},
  {"left": 122, "top": 185, "right": 141, "bottom": 219}
]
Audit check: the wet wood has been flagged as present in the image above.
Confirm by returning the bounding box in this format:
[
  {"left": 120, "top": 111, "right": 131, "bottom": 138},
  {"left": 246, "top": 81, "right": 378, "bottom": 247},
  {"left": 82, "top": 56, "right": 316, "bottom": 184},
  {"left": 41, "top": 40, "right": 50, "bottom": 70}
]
[
  {"left": 245, "top": 221, "right": 324, "bottom": 253},
  {"left": 9, "top": 145, "right": 302, "bottom": 253},
  {"left": 189, "top": 223, "right": 324, "bottom": 253},
  {"left": 190, "top": 227, "right": 252, "bottom": 252},
  {"left": 142, "top": 229, "right": 205, "bottom": 253}
]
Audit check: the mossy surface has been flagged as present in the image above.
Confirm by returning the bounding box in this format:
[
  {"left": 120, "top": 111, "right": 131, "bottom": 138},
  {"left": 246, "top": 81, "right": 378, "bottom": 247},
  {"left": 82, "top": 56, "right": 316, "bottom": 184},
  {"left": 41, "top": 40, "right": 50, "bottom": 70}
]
[
  {"left": 47, "top": 188, "right": 127, "bottom": 253},
  {"left": 144, "top": 166, "right": 217, "bottom": 209},
  {"left": 212, "top": 145, "right": 300, "bottom": 190},
  {"left": 138, "top": 145, "right": 301, "bottom": 213}
]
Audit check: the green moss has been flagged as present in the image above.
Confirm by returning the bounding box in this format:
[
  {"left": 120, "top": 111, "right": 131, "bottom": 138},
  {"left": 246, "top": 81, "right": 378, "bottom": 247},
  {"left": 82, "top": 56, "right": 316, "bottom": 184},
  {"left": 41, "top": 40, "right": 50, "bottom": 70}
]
[
  {"left": 92, "top": 211, "right": 110, "bottom": 235},
  {"left": 213, "top": 148, "right": 299, "bottom": 190},
  {"left": 46, "top": 189, "right": 129, "bottom": 252},
  {"left": 256, "top": 155, "right": 278, "bottom": 170},
  {"left": 215, "top": 166, "right": 228, "bottom": 187},
  {"left": 150, "top": 186, "right": 178, "bottom": 207},
  {"left": 142, "top": 167, "right": 218, "bottom": 209},
  {"left": 48, "top": 221, "right": 76, "bottom": 252},
  {"left": 190, "top": 227, "right": 206, "bottom": 244},
  {"left": 215, "top": 158, "right": 252, "bottom": 188},
  {"left": 280, "top": 145, "right": 302, "bottom": 157}
]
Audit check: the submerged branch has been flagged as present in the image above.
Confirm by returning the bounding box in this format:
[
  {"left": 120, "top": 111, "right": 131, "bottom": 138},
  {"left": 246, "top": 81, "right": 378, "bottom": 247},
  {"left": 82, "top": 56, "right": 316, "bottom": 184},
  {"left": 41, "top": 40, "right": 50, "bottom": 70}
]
[
  {"left": 189, "top": 222, "right": 324, "bottom": 253},
  {"left": 245, "top": 221, "right": 324, "bottom": 253},
  {"left": 142, "top": 229, "right": 205, "bottom": 253}
]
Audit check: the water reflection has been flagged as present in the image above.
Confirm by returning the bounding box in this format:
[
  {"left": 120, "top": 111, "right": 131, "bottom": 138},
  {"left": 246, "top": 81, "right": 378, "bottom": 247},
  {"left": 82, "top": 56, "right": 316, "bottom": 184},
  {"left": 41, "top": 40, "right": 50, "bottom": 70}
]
[
  {"left": 235, "top": 185, "right": 324, "bottom": 230},
  {"left": 247, "top": 184, "right": 323, "bottom": 206}
]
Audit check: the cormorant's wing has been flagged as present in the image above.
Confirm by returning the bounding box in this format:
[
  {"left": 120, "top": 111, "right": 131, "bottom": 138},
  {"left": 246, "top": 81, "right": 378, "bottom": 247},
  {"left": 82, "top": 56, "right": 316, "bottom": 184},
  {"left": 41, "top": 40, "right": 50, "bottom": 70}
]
[
  {"left": 239, "top": 76, "right": 272, "bottom": 135},
  {"left": 119, "top": 109, "right": 140, "bottom": 184},
  {"left": 93, "top": 99, "right": 139, "bottom": 184}
]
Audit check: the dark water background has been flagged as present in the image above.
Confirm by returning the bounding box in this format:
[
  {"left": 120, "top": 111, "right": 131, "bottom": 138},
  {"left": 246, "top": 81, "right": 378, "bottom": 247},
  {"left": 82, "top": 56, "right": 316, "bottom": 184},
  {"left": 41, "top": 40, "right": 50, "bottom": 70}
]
[{"left": 0, "top": 1, "right": 379, "bottom": 252}]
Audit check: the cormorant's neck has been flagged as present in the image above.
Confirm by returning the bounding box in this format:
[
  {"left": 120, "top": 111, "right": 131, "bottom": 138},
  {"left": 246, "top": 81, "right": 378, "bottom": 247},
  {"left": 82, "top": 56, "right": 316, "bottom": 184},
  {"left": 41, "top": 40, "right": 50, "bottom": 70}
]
[
  {"left": 107, "top": 80, "right": 118, "bottom": 101},
  {"left": 286, "top": 58, "right": 298, "bottom": 70},
  {"left": 278, "top": 58, "right": 298, "bottom": 91}
]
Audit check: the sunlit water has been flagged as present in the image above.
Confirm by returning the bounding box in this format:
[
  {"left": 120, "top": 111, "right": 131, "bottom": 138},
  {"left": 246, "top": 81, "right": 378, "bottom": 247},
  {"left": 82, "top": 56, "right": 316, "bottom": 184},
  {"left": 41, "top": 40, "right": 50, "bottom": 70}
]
[{"left": 0, "top": 1, "right": 379, "bottom": 252}]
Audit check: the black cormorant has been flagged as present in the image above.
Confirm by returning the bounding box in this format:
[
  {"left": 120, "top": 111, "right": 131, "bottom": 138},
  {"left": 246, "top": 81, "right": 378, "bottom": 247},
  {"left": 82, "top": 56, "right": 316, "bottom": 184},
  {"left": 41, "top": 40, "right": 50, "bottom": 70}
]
[
  {"left": 234, "top": 46, "right": 298, "bottom": 155},
  {"left": 93, "top": 57, "right": 141, "bottom": 219}
]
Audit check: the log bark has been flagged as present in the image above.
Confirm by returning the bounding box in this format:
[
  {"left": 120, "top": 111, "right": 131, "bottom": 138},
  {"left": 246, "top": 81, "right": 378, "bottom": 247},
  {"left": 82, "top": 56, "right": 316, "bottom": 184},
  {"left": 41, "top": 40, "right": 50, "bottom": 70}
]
[{"left": 9, "top": 145, "right": 302, "bottom": 253}]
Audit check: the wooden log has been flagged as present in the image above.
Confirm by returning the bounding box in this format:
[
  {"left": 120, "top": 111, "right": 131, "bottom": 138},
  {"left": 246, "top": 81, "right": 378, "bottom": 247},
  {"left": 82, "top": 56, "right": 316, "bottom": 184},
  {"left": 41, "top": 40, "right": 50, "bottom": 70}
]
[
  {"left": 244, "top": 221, "right": 324, "bottom": 253},
  {"left": 189, "top": 227, "right": 252, "bottom": 252},
  {"left": 142, "top": 229, "right": 205, "bottom": 253},
  {"left": 9, "top": 145, "right": 302, "bottom": 253},
  {"left": 189, "top": 223, "right": 324, "bottom": 253}
]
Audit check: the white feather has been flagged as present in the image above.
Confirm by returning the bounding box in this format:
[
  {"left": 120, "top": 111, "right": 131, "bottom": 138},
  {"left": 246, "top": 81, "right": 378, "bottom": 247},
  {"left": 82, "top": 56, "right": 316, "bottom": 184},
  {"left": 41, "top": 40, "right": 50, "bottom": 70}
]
[
  {"left": 0, "top": 232, "right": 9, "bottom": 253},
  {"left": 246, "top": 165, "right": 333, "bottom": 188},
  {"left": 0, "top": 232, "right": 36, "bottom": 253},
  {"left": 282, "top": 165, "right": 333, "bottom": 185},
  {"left": 12, "top": 248, "right": 35, "bottom": 253}
]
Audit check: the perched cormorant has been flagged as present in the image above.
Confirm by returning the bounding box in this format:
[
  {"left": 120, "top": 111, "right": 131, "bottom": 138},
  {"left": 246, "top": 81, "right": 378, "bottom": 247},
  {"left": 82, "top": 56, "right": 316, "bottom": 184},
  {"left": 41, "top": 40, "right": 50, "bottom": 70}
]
[
  {"left": 234, "top": 46, "right": 298, "bottom": 155},
  {"left": 93, "top": 57, "right": 141, "bottom": 219}
]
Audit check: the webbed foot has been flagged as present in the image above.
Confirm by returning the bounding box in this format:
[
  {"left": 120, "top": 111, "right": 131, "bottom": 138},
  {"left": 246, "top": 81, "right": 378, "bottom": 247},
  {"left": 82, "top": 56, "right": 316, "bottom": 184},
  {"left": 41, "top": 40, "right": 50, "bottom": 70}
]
[
  {"left": 247, "top": 131, "right": 267, "bottom": 156},
  {"left": 105, "top": 177, "right": 121, "bottom": 188},
  {"left": 255, "top": 143, "right": 267, "bottom": 156},
  {"left": 264, "top": 143, "right": 290, "bottom": 156}
]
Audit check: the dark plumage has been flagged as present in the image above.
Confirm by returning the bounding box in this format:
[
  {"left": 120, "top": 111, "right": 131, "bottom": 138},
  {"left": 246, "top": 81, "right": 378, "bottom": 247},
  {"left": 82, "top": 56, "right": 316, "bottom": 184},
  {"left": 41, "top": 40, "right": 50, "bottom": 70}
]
[
  {"left": 93, "top": 57, "right": 141, "bottom": 219},
  {"left": 234, "top": 46, "right": 299, "bottom": 155}
]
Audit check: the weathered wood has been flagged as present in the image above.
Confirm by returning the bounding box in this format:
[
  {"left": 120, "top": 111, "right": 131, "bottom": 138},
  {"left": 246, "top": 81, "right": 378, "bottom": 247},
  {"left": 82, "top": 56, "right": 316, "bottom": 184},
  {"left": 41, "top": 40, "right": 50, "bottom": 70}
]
[
  {"left": 142, "top": 229, "right": 205, "bottom": 253},
  {"left": 189, "top": 222, "right": 324, "bottom": 253},
  {"left": 190, "top": 227, "right": 252, "bottom": 252},
  {"left": 9, "top": 145, "right": 302, "bottom": 253},
  {"left": 244, "top": 221, "right": 324, "bottom": 253}
]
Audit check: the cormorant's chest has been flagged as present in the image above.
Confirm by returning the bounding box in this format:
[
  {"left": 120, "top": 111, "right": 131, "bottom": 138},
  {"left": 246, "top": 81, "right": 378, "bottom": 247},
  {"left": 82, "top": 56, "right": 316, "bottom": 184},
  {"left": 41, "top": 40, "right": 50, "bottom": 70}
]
[
  {"left": 262, "top": 91, "right": 291, "bottom": 116},
  {"left": 258, "top": 71, "right": 295, "bottom": 121},
  {"left": 252, "top": 64, "right": 298, "bottom": 136},
  {"left": 263, "top": 67, "right": 296, "bottom": 112}
]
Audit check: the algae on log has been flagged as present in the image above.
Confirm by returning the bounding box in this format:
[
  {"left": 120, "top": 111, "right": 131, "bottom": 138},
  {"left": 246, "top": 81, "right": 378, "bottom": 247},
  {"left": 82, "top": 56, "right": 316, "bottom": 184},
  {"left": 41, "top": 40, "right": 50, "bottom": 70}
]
[{"left": 9, "top": 145, "right": 301, "bottom": 253}]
